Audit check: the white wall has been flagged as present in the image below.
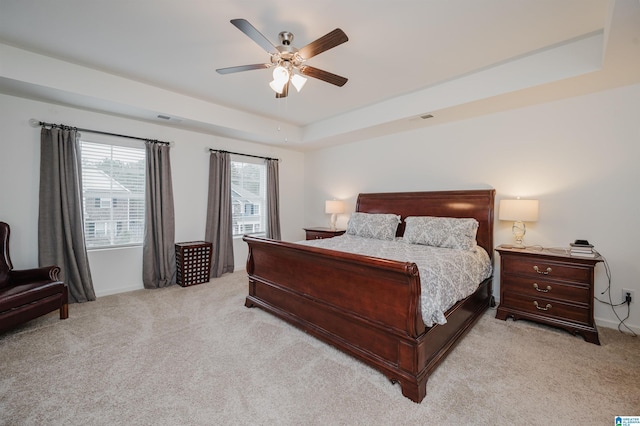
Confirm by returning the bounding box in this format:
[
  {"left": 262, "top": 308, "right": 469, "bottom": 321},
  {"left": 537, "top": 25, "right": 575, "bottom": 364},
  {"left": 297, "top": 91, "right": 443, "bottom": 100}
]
[
  {"left": 2, "top": 83, "right": 638, "bottom": 332},
  {"left": 304, "top": 83, "right": 640, "bottom": 332},
  {"left": 0, "top": 94, "right": 305, "bottom": 296}
]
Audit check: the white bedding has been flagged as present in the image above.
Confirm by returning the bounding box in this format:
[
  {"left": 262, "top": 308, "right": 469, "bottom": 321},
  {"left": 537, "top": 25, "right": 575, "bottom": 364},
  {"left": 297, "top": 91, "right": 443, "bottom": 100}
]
[{"left": 298, "top": 234, "right": 492, "bottom": 327}]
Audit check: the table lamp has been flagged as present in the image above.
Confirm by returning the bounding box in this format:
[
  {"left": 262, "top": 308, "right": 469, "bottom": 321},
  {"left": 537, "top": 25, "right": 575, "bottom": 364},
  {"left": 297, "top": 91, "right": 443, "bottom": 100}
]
[
  {"left": 325, "top": 200, "right": 345, "bottom": 230},
  {"left": 499, "top": 199, "right": 539, "bottom": 248}
]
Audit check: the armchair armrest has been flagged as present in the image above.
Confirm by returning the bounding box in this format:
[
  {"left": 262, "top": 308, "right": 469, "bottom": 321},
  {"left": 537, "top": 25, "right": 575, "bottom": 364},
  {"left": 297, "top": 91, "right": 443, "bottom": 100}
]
[{"left": 10, "top": 265, "right": 61, "bottom": 284}]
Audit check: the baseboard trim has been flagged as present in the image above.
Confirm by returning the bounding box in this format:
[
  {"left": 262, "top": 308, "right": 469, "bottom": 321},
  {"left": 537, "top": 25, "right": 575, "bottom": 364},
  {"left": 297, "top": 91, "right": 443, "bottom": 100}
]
[
  {"left": 96, "top": 284, "right": 143, "bottom": 298},
  {"left": 595, "top": 316, "right": 639, "bottom": 334}
]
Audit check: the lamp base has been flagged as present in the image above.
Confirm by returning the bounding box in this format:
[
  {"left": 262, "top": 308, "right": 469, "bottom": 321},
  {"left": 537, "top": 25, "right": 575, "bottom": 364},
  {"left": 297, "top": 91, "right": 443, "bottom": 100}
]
[
  {"left": 329, "top": 213, "right": 337, "bottom": 231},
  {"left": 512, "top": 221, "right": 527, "bottom": 249}
]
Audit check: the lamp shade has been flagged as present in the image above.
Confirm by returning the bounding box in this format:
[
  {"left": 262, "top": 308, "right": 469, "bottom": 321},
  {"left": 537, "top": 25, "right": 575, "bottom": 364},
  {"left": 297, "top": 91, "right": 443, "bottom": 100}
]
[
  {"left": 291, "top": 74, "right": 307, "bottom": 92},
  {"left": 269, "top": 66, "right": 290, "bottom": 94},
  {"left": 499, "top": 199, "right": 539, "bottom": 222},
  {"left": 272, "top": 65, "right": 289, "bottom": 82},
  {"left": 325, "top": 200, "right": 345, "bottom": 214}
]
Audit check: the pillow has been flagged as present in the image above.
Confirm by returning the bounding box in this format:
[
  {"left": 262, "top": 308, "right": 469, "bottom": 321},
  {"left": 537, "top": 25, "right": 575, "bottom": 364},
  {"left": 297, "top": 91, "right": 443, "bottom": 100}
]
[
  {"left": 346, "top": 212, "right": 401, "bottom": 241},
  {"left": 404, "top": 216, "right": 479, "bottom": 251}
]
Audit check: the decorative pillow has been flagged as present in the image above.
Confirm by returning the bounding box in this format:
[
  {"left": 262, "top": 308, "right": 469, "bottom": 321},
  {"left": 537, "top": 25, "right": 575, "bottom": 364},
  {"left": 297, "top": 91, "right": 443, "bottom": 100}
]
[
  {"left": 346, "top": 212, "right": 401, "bottom": 241},
  {"left": 404, "top": 216, "right": 479, "bottom": 251}
]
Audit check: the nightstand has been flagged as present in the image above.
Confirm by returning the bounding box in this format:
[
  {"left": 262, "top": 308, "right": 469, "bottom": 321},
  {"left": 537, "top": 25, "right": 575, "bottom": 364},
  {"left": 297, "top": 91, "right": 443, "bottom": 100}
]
[
  {"left": 495, "top": 245, "right": 603, "bottom": 344},
  {"left": 304, "top": 227, "right": 346, "bottom": 240}
]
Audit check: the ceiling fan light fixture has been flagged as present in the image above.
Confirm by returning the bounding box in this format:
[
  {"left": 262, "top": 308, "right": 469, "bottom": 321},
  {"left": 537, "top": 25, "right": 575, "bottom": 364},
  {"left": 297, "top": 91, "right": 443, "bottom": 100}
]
[
  {"left": 291, "top": 73, "right": 307, "bottom": 92},
  {"left": 269, "top": 78, "right": 287, "bottom": 94},
  {"left": 269, "top": 65, "right": 290, "bottom": 94}
]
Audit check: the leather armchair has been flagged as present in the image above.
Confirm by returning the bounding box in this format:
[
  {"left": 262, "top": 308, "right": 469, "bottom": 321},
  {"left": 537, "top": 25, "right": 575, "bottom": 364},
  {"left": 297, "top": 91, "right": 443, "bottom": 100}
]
[{"left": 0, "top": 221, "right": 68, "bottom": 333}]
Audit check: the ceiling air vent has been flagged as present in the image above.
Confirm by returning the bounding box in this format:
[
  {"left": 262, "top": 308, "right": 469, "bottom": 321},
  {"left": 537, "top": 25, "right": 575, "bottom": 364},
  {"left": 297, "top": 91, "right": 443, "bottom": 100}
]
[{"left": 156, "top": 114, "right": 183, "bottom": 123}]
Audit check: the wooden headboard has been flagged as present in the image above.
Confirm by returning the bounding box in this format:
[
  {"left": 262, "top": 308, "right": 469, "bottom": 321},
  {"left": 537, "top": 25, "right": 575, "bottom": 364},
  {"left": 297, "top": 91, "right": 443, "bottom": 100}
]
[{"left": 355, "top": 189, "right": 496, "bottom": 259}]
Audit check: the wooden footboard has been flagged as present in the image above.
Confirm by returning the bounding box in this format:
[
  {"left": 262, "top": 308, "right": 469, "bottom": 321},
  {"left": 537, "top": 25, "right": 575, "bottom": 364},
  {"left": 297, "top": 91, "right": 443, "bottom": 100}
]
[
  {"left": 244, "top": 235, "right": 492, "bottom": 402},
  {"left": 244, "top": 189, "right": 495, "bottom": 402}
]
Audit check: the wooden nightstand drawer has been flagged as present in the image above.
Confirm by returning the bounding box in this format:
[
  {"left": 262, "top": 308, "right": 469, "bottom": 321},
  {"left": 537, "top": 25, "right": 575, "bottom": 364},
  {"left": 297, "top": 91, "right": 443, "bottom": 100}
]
[
  {"left": 502, "top": 275, "right": 590, "bottom": 304},
  {"left": 304, "top": 227, "right": 346, "bottom": 240},
  {"left": 502, "top": 292, "right": 591, "bottom": 325},
  {"left": 306, "top": 231, "right": 331, "bottom": 240},
  {"left": 502, "top": 256, "right": 592, "bottom": 284}
]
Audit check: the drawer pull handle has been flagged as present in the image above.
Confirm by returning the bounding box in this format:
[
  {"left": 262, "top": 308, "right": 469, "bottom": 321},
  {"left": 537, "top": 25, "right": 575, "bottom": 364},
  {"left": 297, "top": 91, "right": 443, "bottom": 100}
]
[
  {"left": 533, "top": 283, "right": 551, "bottom": 293},
  {"left": 533, "top": 266, "right": 552, "bottom": 275},
  {"left": 533, "top": 301, "right": 552, "bottom": 311}
]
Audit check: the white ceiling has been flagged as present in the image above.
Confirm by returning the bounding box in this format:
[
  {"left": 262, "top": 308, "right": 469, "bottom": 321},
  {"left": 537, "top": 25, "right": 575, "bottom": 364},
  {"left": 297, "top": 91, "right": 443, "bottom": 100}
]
[{"left": 1, "top": 0, "right": 639, "bottom": 150}]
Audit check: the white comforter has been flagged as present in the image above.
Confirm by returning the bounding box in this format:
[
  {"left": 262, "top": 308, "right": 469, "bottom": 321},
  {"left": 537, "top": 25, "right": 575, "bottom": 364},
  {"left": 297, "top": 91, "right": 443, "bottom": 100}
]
[{"left": 298, "top": 234, "right": 492, "bottom": 327}]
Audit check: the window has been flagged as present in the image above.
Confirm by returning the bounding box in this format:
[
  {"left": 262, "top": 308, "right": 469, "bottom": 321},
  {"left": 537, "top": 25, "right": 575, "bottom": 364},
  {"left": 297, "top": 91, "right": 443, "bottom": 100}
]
[
  {"left": 80, "top": 139, "right": 146, "bottom": 249},
  {"left": 244, "top": 203, "right": 259, "bottom": 215},
  {"left": 99, "top": 197, "right": 111, "bottom": 208},
  {"left": 231, "top": 160, "right": 266, "bottom": 237}
]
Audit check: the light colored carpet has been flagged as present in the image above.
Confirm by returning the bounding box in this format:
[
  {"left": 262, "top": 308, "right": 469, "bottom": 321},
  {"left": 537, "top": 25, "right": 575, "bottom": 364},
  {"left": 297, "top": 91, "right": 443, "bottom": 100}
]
[{"left": 1, "top": 271, "right": 638, "bottom": 425}]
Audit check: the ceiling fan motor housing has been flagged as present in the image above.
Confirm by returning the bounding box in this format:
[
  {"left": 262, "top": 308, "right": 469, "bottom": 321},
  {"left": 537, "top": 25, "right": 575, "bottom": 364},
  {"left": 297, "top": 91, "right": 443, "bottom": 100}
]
[{"left": 275, "top": 37, "right": 303, "bottom": 68}]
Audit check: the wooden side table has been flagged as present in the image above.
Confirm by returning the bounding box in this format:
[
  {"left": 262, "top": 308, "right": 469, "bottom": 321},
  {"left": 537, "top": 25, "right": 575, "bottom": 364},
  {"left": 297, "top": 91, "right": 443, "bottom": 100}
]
[
  {"left": 495, "top": 245, "right": 603, "bottom": 344},
  {"left": 304, "top": 227, "right": 346, "bottom": 240}
]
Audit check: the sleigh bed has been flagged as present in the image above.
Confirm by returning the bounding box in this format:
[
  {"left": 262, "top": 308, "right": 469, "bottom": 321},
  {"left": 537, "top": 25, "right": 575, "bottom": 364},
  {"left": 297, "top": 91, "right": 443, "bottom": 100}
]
[{"left": 243, "top": 189, "right": 495, "bottom": 402}]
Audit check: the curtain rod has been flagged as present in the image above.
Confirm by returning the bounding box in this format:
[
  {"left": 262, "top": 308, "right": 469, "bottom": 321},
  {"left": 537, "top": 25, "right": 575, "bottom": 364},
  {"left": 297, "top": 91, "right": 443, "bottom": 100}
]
[
  {"left": 29, "top": 119, "right": 171, "bottom": 146},
  {"left": 209, "top": 149, "right": 279, "bottom": 162}
]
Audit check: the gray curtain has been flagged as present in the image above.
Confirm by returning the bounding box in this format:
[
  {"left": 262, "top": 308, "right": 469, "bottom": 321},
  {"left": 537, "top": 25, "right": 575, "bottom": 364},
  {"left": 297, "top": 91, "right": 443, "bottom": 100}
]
[
  {"left": 205, "top": 152, "right": 234, "bottom": 278},
  {"left": 38, "top": 127, "right": 96, "bottom": 303},
  {"left": 266, "top": 159, "right": 281, "bottom": 240},
  {"left": 142, "top": 142, "right": 176, "bottom": 288}
]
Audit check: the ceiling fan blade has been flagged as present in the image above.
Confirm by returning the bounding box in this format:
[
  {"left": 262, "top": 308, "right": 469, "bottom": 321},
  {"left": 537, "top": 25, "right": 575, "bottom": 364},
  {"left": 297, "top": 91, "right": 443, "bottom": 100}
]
[
  {"left": 300, "top": 66, "right": 348, "bottom": 87},
  {"left": 230, "top": 19, "right": 278, "bottom": 54},
  {"left": 216, "top": 64, "right": 270, "bottom": 74},
  {"left": 298, "top": 28, "right": 348, "bottom": 60},
  {"left": 275, "top": 82, "right": 289, "bottom": 98}
]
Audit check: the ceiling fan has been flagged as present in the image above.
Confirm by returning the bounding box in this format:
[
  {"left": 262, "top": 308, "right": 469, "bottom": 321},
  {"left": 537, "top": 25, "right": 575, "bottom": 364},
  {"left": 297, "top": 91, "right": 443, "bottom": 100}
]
[{"left": 216, "top": 19, "right": 349, "bottom": 98}]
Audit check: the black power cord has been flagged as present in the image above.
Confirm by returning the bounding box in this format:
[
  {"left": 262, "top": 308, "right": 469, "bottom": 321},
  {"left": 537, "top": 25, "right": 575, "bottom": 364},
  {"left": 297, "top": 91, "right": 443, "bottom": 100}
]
[{"left": 594, "top": 253, "right": 637, "bottom": 337}]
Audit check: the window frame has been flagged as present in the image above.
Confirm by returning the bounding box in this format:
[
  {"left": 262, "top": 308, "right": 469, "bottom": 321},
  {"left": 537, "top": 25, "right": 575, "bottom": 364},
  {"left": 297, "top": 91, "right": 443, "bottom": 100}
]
[
  {"left": 78, "top": 134, "right": 146, "bottom": 250},
  {"left": 230, "top": 156, "right": 267, "bottom": 238}
]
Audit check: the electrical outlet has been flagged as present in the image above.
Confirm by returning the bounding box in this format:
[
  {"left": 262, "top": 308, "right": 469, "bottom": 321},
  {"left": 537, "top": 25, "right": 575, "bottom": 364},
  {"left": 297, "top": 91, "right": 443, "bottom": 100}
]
[{"left": 622, "top": 288, "right": 635, "bottom": 304}]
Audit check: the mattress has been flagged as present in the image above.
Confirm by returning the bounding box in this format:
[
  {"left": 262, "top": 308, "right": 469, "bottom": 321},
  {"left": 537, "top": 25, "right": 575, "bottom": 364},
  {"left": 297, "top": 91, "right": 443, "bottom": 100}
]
[{"left": 299, "top": 234, "right": 492, "bottom": 327}]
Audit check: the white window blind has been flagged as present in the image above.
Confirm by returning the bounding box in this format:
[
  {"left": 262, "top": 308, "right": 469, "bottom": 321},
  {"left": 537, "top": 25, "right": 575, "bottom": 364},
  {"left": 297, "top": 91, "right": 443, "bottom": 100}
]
[
  {"left": 80, "top": 140, "right": 146, "bottom": 249},
  {"left": 231, "top": 160, "right": 266, "bottom": 237}
]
